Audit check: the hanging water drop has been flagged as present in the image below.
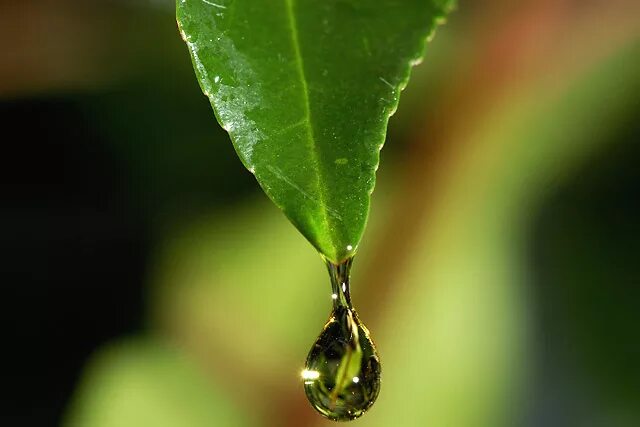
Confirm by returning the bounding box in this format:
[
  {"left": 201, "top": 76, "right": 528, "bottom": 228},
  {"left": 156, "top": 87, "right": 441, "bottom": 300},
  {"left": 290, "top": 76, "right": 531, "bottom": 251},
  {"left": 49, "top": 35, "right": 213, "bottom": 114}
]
[{"left": 302, "top": 258, "right": 381, "bottom": 421}]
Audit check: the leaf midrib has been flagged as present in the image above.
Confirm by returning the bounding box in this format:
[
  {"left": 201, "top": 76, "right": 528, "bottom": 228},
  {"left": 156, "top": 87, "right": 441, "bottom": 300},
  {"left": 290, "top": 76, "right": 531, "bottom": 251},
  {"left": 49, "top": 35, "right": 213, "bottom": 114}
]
[{"left": 284, "top": 0, "right": 337, "bottom": 254}]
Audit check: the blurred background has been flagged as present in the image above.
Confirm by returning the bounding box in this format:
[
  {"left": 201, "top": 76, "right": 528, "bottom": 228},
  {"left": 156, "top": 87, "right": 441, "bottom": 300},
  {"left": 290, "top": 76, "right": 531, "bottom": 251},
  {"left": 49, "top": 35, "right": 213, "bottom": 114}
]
[{"left": 1, "top": 0, "right": 639, "bottom": 426}]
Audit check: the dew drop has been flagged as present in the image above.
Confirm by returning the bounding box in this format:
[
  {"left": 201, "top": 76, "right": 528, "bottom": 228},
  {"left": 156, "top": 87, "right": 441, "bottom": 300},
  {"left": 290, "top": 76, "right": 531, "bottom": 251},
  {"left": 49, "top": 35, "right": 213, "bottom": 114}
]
[{"left": 302, "top": 258, "right": 381, "bottom": 421}]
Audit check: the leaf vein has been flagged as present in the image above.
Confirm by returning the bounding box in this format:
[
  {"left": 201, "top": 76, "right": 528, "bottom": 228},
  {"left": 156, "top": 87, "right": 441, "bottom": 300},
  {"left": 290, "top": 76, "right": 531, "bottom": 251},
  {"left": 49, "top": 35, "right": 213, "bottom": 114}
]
[
  {"left": 266, "top": 165, "right": 343, "bottom": 220},
  {"left": 201, "top": 0, "right": 226, "bottom": 9},
  {"left": 284, "top": 0, "right": 338, "bottom": 236},
  {"left": 268, "top": 117, "right": 309, "bottom": 137}
]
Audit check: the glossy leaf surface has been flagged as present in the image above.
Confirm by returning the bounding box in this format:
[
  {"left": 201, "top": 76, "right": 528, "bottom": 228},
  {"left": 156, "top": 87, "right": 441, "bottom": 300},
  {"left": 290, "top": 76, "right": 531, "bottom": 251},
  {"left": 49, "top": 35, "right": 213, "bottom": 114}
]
[{"left": 177, "top": 0, "right": 454, "bottom": 262}]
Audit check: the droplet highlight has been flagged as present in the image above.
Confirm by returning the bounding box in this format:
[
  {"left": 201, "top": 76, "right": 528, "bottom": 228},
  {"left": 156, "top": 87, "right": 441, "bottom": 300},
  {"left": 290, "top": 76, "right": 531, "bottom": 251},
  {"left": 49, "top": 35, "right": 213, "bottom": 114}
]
[{"left": 302, "top": 258, "right": 381, "bottom": 421}]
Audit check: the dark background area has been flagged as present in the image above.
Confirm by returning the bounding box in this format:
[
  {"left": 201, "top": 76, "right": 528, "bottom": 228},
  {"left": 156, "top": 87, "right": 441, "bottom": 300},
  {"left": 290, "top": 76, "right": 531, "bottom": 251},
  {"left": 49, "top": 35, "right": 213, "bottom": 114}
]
[{"left": 530, "top": 116, "right": 640, "bottom": 426}]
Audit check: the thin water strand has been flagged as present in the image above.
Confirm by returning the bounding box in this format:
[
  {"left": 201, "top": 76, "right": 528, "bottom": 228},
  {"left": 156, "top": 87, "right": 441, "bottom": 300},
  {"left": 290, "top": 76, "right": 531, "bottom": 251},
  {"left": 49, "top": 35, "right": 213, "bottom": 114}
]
[{"left": 302, "top": 258, "right": 381, "bottom": 421}]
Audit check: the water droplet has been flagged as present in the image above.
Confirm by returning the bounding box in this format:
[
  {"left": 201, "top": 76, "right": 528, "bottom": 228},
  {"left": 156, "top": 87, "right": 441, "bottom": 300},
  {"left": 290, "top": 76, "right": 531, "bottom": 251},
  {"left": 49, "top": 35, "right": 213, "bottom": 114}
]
[{"left": 302, "top": 258, "right": 381, "bottom": 421}]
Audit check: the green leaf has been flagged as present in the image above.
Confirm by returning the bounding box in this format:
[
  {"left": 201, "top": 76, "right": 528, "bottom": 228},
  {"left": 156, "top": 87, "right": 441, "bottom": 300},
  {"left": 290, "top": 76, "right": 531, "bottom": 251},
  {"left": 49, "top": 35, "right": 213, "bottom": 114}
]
[{"left": 177, "top": 0, "right": 454, "bottom": 263}]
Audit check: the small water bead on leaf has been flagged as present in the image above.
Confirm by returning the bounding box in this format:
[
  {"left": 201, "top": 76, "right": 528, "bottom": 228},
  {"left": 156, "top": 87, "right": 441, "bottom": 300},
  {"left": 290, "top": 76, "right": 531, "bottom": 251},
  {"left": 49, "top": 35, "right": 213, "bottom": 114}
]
[{"left": 302, "top": 258, "right": 381, "bottom": 421}]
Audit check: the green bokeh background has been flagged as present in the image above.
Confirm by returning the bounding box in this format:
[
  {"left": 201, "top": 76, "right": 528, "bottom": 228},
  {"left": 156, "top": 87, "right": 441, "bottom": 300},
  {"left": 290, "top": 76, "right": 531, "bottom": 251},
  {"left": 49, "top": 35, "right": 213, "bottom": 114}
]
[{"left": 2, "top": 1, "right": 638, "bottom": 426}]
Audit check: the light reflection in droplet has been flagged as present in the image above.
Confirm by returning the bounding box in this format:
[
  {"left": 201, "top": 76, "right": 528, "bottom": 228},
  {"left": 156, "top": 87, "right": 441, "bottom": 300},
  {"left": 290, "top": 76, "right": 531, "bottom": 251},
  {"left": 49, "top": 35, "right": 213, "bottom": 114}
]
[{"left": 301, "top": 369, "right": 320, "bottom": 380}]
